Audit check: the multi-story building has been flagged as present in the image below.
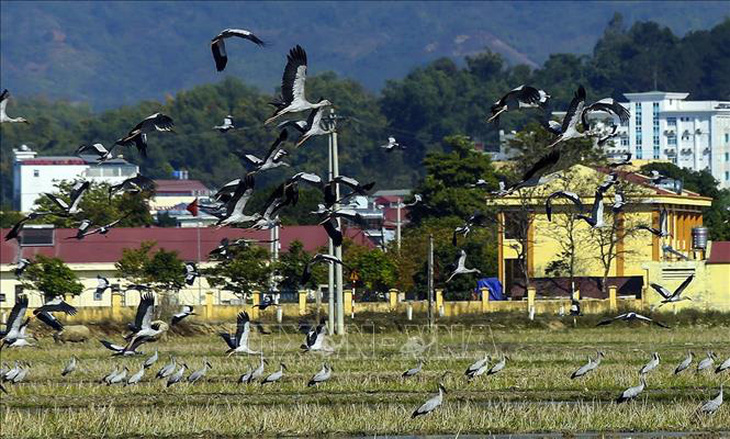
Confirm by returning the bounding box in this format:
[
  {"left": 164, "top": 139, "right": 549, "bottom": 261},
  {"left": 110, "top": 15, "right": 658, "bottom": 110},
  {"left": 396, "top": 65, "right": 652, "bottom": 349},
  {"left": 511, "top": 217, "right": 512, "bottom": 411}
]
[
  {"left": 12, "top": 145, "right": 138, "bottom": 212},
  {"left": 585, "top": 92, "right": 730, "bottom": 187}
]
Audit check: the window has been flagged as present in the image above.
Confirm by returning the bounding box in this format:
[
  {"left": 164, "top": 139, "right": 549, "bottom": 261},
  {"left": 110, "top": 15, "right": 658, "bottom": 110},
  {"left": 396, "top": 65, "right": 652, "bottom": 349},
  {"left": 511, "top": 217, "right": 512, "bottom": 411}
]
[
  {"left": 726, "top": 133, "right": 729, "bottom": 143},
  {"left": 726, "top": 152, "right": 729, "bottom": 162},
  {"left": 621, "top": 135, "right": 629, "bottom": 147},
  {"left": 652, "top": 103, "right": 660, "bottom": 159},
  {"left": 33, "top": 169, "right": 39, "bottom": 177},
  {"left": 667, "top": 117, "right": 677, "bottom": 127},
  {"left": 668, "top": 136, "right": 677, "bottom": 146},
  {"left": 636, "top": 132, "right": 643, "bottom": 159},
  {"left": 726, "top": 172, "right": 730, "bottom": 181},
  {"left": 0, "top": 291, "right": 5, "bottom": 302},
  {"left": 20, "top": 226, "right": 54, "bottom": 247}
]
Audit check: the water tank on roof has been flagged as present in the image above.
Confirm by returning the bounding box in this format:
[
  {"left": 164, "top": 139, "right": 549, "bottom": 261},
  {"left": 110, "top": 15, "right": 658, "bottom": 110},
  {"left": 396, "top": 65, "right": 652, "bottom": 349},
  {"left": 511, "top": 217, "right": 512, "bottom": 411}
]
[{"left": 692, "top": 227, "right": 708, "bottom": 250}]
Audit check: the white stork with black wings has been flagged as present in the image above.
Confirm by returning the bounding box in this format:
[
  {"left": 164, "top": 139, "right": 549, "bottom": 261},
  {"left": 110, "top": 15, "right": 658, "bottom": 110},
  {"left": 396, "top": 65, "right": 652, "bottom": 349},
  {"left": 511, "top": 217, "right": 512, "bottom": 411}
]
[
  {"left": 5, "top": 212, "right": 52, "bottom": 242},
  {"left": 545, "top": 191, "right": 583, "bottom": 222},
  {"left": 650, "top": 274, "right": 694, "bottom": 309},
  {"left": 296, "top": 106, "right": 333, "bottom": 147},
  {"left": 123, "top": 293, "right": 162, "bottom": 352},
  {"left": 220, "top": 311, "right": 259, "bottom": 356},
  {"left": 302, "top": 253, "right": 347, "bottom": 284},
  {"left": 487, "top": 85, "right": 549, "bottom": 124},
  {"left": 109, "top": 173, "right": 156, "bottom": 199},
  {"left": 0, "top": 295, "right": 29, "bottom": 349},
  {"left": 242, "top": 130, "right": 290, "bottom": 173},
  {"left": 636, "top": 208, "right": 670, "bottom": 238},
  {"left": 301, "top": 318, "right": 332, "bottom": 352},
  {"left": 75, "top": 143, "right": 115, "bottom": 162},
  {"left": 380, "top": 136, "right": 407, "bottom": 151},
  {"left": 265, "top": 45, "right": 332, "bottom": 125},
  {"left": 576, "top": 190, "right": 605, "bottom": 228},
  {"left": 211, "top": 28, "right": 265, "bottom": 72},
  {"left": 216, "top": 174, "right": 259, "bottom": 227},
  {"left": 445, "top": 250, "right": 481, "bottom": 283},
  {"left": 582, "top": 99, "right": 630, "bottom": 130},
  {"left": 95, "top": 275, "right": 110, "bottom": 297},
  {"left": 184, "top": 262, "right": 199, "bottom": 285},
  {"left": 116, "top": 113, "right": 174, "bottom": 158},
  {"left": 33, "top": 296, "right": 78, "bottom": 332},
  {"left": 45, "top": 181, "right": 90, "bottom": 216},
  {"left": 0, "top": 89, "right": 29, "bottom": 124},
  {"left": 213, "top": 115, "right": 235, "bottom": 132},
  {"left": 548, "top": 85, "right": 587, "bottom": 147}
]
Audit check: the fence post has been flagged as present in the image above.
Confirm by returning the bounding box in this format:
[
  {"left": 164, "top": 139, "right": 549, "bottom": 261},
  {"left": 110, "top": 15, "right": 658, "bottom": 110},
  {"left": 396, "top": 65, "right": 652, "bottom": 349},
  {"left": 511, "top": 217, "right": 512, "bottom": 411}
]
[
  {"left": 435, "top": 289, "right": 443, "bottom": 313},
  {"left": 251, "top": 290, "right": 260, "bottom": 319},
  {"left": 205, "top": 291, "right": 214, "bottom": 320},
  {"left": 344, "top": 289, "right": 353, "bottom": 317},
  {"left": 111, "top": 290, "right": 124, "bottom": 322},
  {"left": 609, "top": 285, "right": 618, "bottom": 312},
  {"left": 298, "top": 290, "right": 307, "bottom": 316},
  {"left": 480, "top": 287, "right": 491, "bottom": 313},
  {"left": 388, "top": 288, "right": 398, "bottom": 310},
  {"left": 527, "top": 287, "right": 536, "bottom": 314}
]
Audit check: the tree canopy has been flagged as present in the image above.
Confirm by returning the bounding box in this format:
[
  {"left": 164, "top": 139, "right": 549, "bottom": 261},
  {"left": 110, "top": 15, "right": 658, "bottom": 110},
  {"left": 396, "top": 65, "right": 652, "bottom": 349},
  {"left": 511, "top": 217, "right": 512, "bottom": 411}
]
[{"left": 21, "top": 255, "right": 84, "bottom": 300}]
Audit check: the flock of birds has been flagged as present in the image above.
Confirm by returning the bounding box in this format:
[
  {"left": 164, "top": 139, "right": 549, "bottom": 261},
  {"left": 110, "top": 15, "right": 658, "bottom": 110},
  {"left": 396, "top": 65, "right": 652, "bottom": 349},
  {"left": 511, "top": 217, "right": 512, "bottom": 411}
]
[{"left": 1, "top": 28, "right": 727, "bottom": 421}]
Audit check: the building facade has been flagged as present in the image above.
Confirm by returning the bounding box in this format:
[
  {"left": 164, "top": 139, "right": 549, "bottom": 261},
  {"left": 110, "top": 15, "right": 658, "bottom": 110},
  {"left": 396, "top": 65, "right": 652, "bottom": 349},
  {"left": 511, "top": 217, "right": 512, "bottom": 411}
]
[
  {"left": 589, "top": 92, "right": 730, "bottom": 187},
  {"left": 12, "top": 145, "right": 138, "bottom": 212}
]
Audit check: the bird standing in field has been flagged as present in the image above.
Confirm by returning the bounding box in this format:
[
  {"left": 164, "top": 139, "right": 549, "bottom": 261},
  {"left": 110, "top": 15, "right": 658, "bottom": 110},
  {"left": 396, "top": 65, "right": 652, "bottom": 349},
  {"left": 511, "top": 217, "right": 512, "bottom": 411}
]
[
  {"left": 166, "top": 363, "right": 188, "bottom": 387},
  {"left": 211, "top": 28, "right": 265, "bottom": 72},
  {"left": 487, "top": 355, "right": 507, "bottom": 376},
  {"left": 144, "top": 349, "right": 159, "bottom": 369},
  {"left": 699, "top": 386, "right": 724, "bottom": 415},
  {"left": 639, "top": 352, "right": 661, "bottom": 375},
  {"left": 0, "top": 89, "right": 29, "bottom": 124},
  {"left": 109, "top": 366, "right": 129, "bottom": 385},
  {"left": 464, "top": 354, "right": 489, "bottom": 380},
  {"left": 411, "top": 374, "right": 449, "bottom": 418},
  {"left": 402, "top": 360, "right": 424, "bottom": 379},
  {"left": 445, "top": 250, "right": 481, "bottom": 283},
  {"left": 156, "top": 356, "right": 177, "bottom": 379},
  {"left": 171, "top": 305, "right": 195, "bottom": 326},
  {"left": 261, "top": 363, "right": 287, "bottom": 385},
  {"left": 307, "top": 363, "right": 333, "bottom": 387},
  {"left": 187, "top": 361, "right": 213, "bottom": 384},
  {"left": 61, "top": 356, "right": 77, "bottom": 376},
  {"left": 716, "top": 356, "right": 730, "bottom": 374},
  {"left": 266, "top": 45, "right": 332, "bottom": 125},
  {"left": 127, "top": 365, "right": 145, "bottom": 386},
  {"left": 674, "top": 352, "right": 694, "bottom": 375},
  {"left": 570, "top": 351, "right": 604, "bottom": 379},
  {"left": 616, "top": 375, "right": 647, "bottom": 404},
  {"left": 697, "top": 351, "right": 717, "bottom": 373}
]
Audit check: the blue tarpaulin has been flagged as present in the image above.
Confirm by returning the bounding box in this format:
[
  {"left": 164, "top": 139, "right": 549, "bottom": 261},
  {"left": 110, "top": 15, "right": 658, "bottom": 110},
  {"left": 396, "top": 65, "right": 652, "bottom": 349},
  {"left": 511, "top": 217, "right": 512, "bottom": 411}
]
[{"left": 474, "top": 278, "right": 505, "bottom": 301}]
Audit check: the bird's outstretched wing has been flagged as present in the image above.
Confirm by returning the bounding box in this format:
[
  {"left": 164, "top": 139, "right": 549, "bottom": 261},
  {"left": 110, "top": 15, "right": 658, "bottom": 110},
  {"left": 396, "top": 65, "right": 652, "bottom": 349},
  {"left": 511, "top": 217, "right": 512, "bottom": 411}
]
[{"left": 281, "top": 45, "right": 308, "bottom": 106}]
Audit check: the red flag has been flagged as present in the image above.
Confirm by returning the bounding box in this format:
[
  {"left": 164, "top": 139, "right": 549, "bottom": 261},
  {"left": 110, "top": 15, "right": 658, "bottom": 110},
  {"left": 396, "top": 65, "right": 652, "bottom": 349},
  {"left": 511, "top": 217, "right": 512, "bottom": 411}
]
[{"left": 186, "top": 198, "right": 199, "bottom": 217}]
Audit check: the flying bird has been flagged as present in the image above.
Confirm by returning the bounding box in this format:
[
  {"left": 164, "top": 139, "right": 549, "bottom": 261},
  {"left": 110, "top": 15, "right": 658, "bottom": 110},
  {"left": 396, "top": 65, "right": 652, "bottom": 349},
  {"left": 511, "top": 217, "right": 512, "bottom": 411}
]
[
  {"left": 582, "top": 98, "right": 630, "bottom": 129},
  {"left": 575, "top": 190, "right": 605, "bottom": 228},
  {"left": 116, "top": 113, "right": 175, "bottom": 157},
  {"left": 109, "top": 173, "right": 156, "bottom": 199},
  {"left": 545, "top": 191, "right": 583, "bottom": 222},
  {"left": 295, "top": 106, "right": 332, "bottom": 147},
  {"left": 487, "top": 85, "right": 548, "bottom": 124},
  {"left": 445, "top": 250, "right": 481, "bottom": 283},
  {"left": 302, "top": 254, "right": 346, "bottom": 285},
  {"left": 45, "top": 181, "right": 90, "bottom": 215},
  {"left": 13, "top": 258, "right": 32, "bottom": 277},
  {"left": 123, "top": 293, "right": 163, "bottom": 353},
  {"left": 216, "top": 174, "right": 258, "bottom": 227},
  {"left": 211, "top": 28, "right": 265, "bottom": 72},
  {"left": 4, "top": 212, "right": 51, "bottom": 242},
  {"left": 171, "top": 306, "right": 195, "bottom": 326},
  {"left": 75, "top": 143, "right": 115, "bottom": 162},
  {"left": 242, "top": 130, "right": 290, "bottom": 173},
  {"left": 219, "top": 311, "right": 259, "bottom": 356},
  {"left": 33, "top": 296, "right": 78, "bottom": 332},
  {"left": 213, "top": 115, "right": 235, "bottom": 132},
  {"left": 608, "top": 152, "right": 632, "bottom": 168},
  {"left": 650, "top": 274, "right": 694, "bottom": 309},
  {"left": 635, "top": 208, "right": 670, "bottom": 238},
  {"left": 301, "top": 318, "right": 331, "bottom": 352},
  {"left": 0, "top": 296, "right": 29, "bottom": 349},
  {"left": 184, "top": 262, "right": 199, "bottom": 285},
  {"left": 596, "top": 312, "right": 669, "bottom": 328},
  {"left": 548, "top": 85, "right": 587, "bottom": 148},
  {"left": 0, "top": 89, "right": 29, "bottom": 124},
  {"left": 380, "top": 136, "right": 407, "bottom": 151},
  {"left": 452, "top": 211, "right": 489, "bottom": 246},
  {"left": 265, "top": 45, "right": 332, "bottom": 125}
]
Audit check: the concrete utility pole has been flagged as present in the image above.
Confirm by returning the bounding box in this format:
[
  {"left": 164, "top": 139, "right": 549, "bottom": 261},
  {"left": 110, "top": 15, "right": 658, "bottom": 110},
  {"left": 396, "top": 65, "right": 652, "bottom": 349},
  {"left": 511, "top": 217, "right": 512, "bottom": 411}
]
[
  {"left": 427, "top": 234, "right": 434, "bottom": 329},
  {"left": 332, "top": 115, "right": 345, "bottom": 335},
  {"left": 396, "top": 199, "right": 402, "bottom": 252},
  {"left": 327, "top": 132, "right": 335, "bottom": 332}
]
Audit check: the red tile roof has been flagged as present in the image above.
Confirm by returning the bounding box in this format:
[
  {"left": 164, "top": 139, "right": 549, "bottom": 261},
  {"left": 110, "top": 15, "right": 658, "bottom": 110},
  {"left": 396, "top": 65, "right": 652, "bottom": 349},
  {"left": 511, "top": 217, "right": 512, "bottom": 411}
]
[
  {"left": 1, "top": 226, "right": 374, "bottom": 264},
  {"left": 153, "top": 180, "right": 212, "bottom": 195},
  {"left": 707, "top": 241, "right": 730, "bottom": 264},
  {"left": 594, "top": 167, "right": 705, "bottom": 198}
]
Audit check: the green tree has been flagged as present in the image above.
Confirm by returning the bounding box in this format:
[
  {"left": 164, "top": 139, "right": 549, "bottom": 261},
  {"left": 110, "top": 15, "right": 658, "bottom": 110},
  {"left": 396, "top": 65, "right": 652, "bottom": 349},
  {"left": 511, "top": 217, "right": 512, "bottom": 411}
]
[
  {"left": 345, "top": 244, "right": 397, "bottom": 293},
  {"left": 115, "top": 241, "right": 185, "bottom": 293},
  {"left": 32, "top": 180, "right": 154, "bottom": 228},
  {"left": 276, "top": 240, "right": 324, "bottom": 291},
  {"left": 21, "top": 255, "right": 83, "bottom": 300},
  {"left": 203, "top": 244, "right": 273, "bottom": 301}
]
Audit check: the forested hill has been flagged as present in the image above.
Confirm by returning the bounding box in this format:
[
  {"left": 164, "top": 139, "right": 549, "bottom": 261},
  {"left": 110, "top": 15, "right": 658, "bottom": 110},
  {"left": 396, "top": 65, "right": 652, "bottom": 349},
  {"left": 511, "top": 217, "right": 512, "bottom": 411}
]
[
  {"left": 1, "top": 17, "right": 729, "bottom": 208},
  {"left": 1, "top": 1, "right": 728, "bottom": 109}
]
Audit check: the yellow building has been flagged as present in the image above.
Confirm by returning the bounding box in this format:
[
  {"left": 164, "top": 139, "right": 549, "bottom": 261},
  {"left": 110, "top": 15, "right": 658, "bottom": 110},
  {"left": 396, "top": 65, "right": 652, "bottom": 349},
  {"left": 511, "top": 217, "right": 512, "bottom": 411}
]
[{"left": 489, "top": 164, "right": 729, "bottom": 310}]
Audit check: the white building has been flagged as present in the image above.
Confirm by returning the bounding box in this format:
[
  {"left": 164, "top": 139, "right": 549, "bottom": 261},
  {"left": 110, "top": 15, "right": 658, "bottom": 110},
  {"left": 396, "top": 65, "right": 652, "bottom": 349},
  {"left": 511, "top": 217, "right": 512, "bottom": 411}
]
[
  {"left": 585, "top": 92, "right": 730, "bottom": 187},
  {"left": 12, "top": 145, "right": 138, "bottom": 212}
]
